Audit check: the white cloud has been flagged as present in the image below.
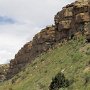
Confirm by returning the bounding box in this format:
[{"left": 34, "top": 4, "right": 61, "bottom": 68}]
[
  {"left": 0, "top": 23, "right": 41, "bottom": 64},
  {"left": 0, "top": 0, "right": 76, "bottom": 26},
  {"left": 0, "top": 0, "right": 75, "bottom": 64}
]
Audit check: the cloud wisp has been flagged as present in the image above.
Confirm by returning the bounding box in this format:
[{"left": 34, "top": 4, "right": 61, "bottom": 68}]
[{"left": 0, "top": 16, "right": 16, "bottom": 25}]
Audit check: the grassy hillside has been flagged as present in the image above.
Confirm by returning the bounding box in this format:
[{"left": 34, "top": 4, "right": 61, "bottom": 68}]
[{"left": 0, "top": 36, "right": 90, "bottom": 90}]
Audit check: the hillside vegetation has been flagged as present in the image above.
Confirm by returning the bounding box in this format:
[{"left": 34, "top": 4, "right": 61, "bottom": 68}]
[{"left": 0, "top": 36, "right": 90, "bottom": 90}]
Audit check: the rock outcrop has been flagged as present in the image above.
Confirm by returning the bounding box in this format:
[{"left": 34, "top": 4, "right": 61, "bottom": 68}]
[
  {"left": 7, "top": 0, "right": 90, "bottom": 79},
  {"left": 54, "top": 0, "right": 90, "bottom": 40},
  {"left": 0, "top": 64, "right": 9, "bottom": 82}
]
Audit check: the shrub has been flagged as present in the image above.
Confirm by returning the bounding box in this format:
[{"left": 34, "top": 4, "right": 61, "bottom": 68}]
[
  {"left": 9, "top": 87, "right": 13, "bottom": 90},
  {"left": 38, "top": 82, "right": 46, "bottom": 89},
  {"left": 84, "top": 76, "right": 90, "bottom": 85},
  {"left": 31, "top": 62, "right": 37, "bottom": 67},
  {"left": 49, "top": 73, "right": 70, "bottom": 90},
  {"left": 86, "top": 47, "right": 90, "bottom": 55}
]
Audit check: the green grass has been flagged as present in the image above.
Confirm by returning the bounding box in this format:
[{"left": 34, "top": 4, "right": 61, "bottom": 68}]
[{"left": 0, "top": 36, "right": 90, "bottom": 90}]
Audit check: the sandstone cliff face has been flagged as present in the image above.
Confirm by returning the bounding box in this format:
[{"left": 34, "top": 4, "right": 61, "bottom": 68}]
[
  {"left": 7, "top": 0, "right": 90, "bottom": 79},
  {"left": 55, "top": 0, "right": 90, "bottom": 40}
]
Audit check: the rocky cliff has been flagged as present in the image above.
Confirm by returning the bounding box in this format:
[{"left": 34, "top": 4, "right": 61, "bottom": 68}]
[
  {"left": 7, "top": 0, "right": 90, "bottom": 79},
  {"left": 0, "top": 64, "right": 9, "bottom": 81}
]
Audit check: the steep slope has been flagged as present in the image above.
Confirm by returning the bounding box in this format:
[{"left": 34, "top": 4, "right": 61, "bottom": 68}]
[
  {"left": 0, "top": 0, "right": 89, "bottom": 90},
  {"left": 0, "top": 37, "right": 90, "bottom": 90},
  {"left": 7, "top": 0, "right": 90, "bottom": 79}
]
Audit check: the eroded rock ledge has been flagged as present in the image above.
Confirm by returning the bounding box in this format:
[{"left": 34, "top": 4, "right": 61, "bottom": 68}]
[{"left": 7, "top": 0, "right": 90, "bottom": 79}]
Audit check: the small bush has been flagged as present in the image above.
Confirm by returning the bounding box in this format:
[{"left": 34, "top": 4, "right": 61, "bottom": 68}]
[
  {"left": 11, "top": 79, "right": 15, "bottom": 84},
  {"left": 9, "top": 87, "right": 13, "bottom": 90},
  {"left": 38, "top": 83, "right": 46, "bottom": 89},
  {"left": 86, "top": 61, "right": 90, "bottom": 66},
  {"left": 84, "top": 76, "right": 90, "bottom": 85},
  {"left": 40, "top": 58, "right": 45, "bottom": 62},
  {"left": 86, "top": 47, "right": 90, "bottom": 55},
  {"left": 49, "top": 73, "right": 71, "bottom": 90},
  {"left": 44, "top": 70, "right": 48, "bottom": 73},
  {"left": 31, "top": 62, "right": 37, "bottom": 67}
]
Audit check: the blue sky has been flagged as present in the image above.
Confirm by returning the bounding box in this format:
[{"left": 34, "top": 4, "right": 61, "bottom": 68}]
[
  {"left": 0, "top": 0, "right": 76, "bottom": 64},
  {"left": 0, "top": 16, "right": 15, "bottom": 24}
]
